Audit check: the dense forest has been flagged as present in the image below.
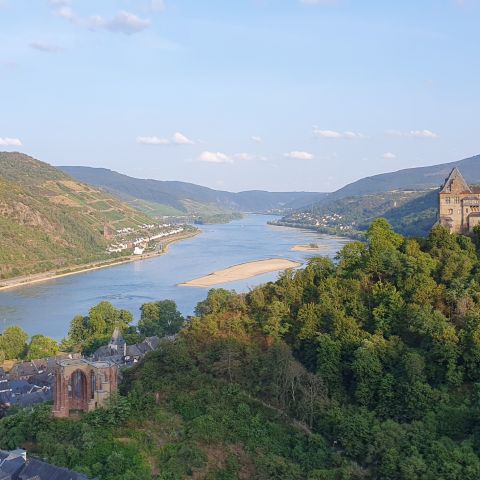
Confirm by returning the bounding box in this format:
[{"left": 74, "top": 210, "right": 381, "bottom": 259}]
[{"left": 3, "top": 220, "right": 480, "bottom": 478}]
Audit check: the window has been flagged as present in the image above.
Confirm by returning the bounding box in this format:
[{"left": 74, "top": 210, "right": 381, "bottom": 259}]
[
  {"left": 448, "top": 209, "right": 453, "bottom": 214},
  {"left": 445, "top": 197, "right": 451, "bottom": 204},
  {"left": 454, "top": 196, "right": 460, "bottom": 204}
]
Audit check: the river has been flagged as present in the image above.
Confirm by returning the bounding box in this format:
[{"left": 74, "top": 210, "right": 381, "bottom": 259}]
[{"left": 0, "top": 215, "right": 349, "bottom": 339}]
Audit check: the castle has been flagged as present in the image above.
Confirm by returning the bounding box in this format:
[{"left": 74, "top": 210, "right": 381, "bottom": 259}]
[{"left": 438, "top": 167, "right": 480, "bottom": 235}]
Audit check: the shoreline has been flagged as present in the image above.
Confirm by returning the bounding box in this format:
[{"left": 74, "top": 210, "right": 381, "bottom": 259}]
[
  {"left": 0, "top": 230, "right": 201, "bottom": 292},
  {"left": 179, "top": 258, "right": 302, "bottom": 288},
  {"left": 291, "top": 244, "right": 331, "bottom": 253}
]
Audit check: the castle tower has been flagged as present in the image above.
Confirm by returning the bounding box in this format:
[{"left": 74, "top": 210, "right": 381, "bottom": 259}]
[
  {"left": 439, "top": 168, "right": 480, "bottom": 234},
  {"left": 108, "top": 327, "right": 127, "bottom": 357}
]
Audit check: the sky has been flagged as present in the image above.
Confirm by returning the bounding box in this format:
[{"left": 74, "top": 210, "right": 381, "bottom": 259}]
[{"left": 1, "top": 0, "right": 479, "bottom": 193}]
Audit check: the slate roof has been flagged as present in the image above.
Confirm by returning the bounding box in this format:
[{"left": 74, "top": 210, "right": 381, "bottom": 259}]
[
  {"left": 0, "top": 450, "right": 87, "bottom": 480},
  {"left": 440, "top": 167, "right": 471, "bottom": 194},
  {"left": 94, "top": 332, "right": 161, "bottom": 363},
  {"left": 110, "top": 327, "right": 126, "bottom": 347}
]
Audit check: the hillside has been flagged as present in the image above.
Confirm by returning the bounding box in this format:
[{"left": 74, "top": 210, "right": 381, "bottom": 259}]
[
  {"left": 3, "top": 221, "right": 480, "bottom": 478},
  {"left": 278, "top": 154, "right": 480, "bottom": 237},
  {"left": 0, "top": 152, "right": 155, "bottom": 279},
  {"left": 59, "top": 166, "right": 325, "bottom": 216},
  {"left": 324, "top": 153, "right": 480, "bottom": 201},
  {"left": 276, "top": 189, "right": 438, "bottom": 237}
]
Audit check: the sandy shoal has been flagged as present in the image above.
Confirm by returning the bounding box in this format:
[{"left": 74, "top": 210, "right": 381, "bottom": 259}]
[
  {"left": 179, "top": 258, "right": 302, "bottom": 288},
  {"left": 290, "top": 244, "right": 330, "bottom": 252}
]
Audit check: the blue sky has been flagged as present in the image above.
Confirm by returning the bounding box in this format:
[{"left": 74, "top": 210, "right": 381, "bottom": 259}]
[{"left": 1, "top": 0, "right": 479, "bottom": 192}]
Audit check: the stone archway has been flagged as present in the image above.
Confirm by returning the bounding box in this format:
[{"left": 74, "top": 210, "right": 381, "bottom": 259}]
[{"left": 69, "top": 369, "right": 88, "bottom": 411}]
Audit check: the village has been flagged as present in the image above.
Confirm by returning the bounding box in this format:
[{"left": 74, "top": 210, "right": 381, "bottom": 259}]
[
  {"left": 106, "top": 222, "right": 192, "bottom": 255},
  {"left": 0, "top": 328, "right": 167, "bottom": 418},
  {"left": 277, "top": 210, "right": 355, "bottom": 232}
]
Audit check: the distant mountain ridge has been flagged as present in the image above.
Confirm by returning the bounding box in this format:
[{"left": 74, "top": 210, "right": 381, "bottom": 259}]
[
  {"left": 278, "top": 154, "right": 480, "bottom": 237},
  {"left": 59, "top": 166, "right": 326, "bottom": 216},
  {"left": 323, "top": 154, "right": 480, "bottom": 201}
]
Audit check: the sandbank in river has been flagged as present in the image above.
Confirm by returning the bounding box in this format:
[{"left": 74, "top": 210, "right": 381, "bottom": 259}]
[{"left": 179, "top": 258, "right": 301, "bottom": 288}]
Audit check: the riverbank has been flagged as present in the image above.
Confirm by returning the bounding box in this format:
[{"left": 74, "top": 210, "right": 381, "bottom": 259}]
[
  {"left": 179, "top": 258, "right": 301, "bottom": 288},
  {"left": 0, "top": 230, "right": 201, "bottom": 292},
  {"left": 291, "top": 244, "right": 330, "bottom": 252}
]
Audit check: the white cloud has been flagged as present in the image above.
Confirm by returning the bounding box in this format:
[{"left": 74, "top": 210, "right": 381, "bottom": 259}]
[
  {"left": 233, "top": 153, "right": 267, "bottom": 161},
  {"left": 56, "top": 6, "right": 75, "bottom": 20},
  {"left": 343, "top": 131, "right": 366, "bottom": 139},
  {"left": 409, "top": 129, "right": 439, "bottom": 139},
  {"left": 199, "top": 151, "right": 233, "bottom": 164},
  {"left": 313, "top": 127, "right": 365, "bottom": 139},
  {"left": 50, "top": 2, "right": 151, "bottom": 35},
  {"left": 251, "top": 135, "right": 262, "bottom": 143},
  {"left": 106, "top": 11, "right": 151, "bottom": 35},
  {"left": 29, "top": 42, "right": 62, "bottom": 53},
  {"left": 386, "top": 129, "right": 439, "bottom": 139},
  {"left": 0, "top": 137, "right": 22, "bottom": 146},
  {"left": 136, "top": 136, "right": 169, "bottom": 145},
  {"left": 284, "top": 151, "right": 314, "bottom": 160},
  {"left": 172, "top": 132, "right": 194, "bottom": 145},
  {"left": 382, "top": 152, "right": 397, "bottom": 160},
  {"left": 137, "top": 132, "right": 195, "bottom": 145}
]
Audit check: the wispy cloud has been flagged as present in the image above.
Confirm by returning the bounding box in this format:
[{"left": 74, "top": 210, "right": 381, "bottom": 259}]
[
  {"left": 136, "top": 136, "right": 169, "bottom": 145},
  {"left": 50, "top": 1, "right": 151, "bottom": 35},
  {"left": 0, "top": 137, "right": 22, "bottom": 146},
  {"left": 382, "top": 152, "right": 397, "bottom": 160},
  {"left": 313, "top": 127, "right": 366, "bottom": 139},
  {"left": 106, "top": 11, "right": 151, "bottom": 35},
  {"left": 251, "top": 135, "right": 262, "bottom": 143},
  {"left": 29, "top": 42, "right": 62, "bottom": 53},
  {"left": 386, "top": 129, "right": 439, "bottom": 139},
  {"left": 284, "top": 151, "right": 314, "bottom": 160},
  {"left": 197, "top": 151, "right": 265, "bottom": 164},
  {"left": 137, "top": 132, "right": 194, "bottom": 145},
  {"left": 233, "top": 153, "right": 267, "bottom": 161},
  {"left": 172, "top": 132, "right": 194, "bottom": 145},
  {"left": 198, "top": 151, "right": 233, "bottom": 164}
]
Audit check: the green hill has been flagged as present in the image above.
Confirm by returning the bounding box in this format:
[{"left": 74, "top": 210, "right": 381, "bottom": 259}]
[
  {"left": 59, "top": 166, "right": 325, "bottom": 216},
  {"left": 323, "top": 153, "right": 480, "bottom": 201},
  {"left": 3, "top": 221, "right": 480, "bottom": 478},
  {"left": 276, "top": 188, "right": 438, "bottom": 237},
  {"left": 277, "top": 154, "right": 480, "bottom": 237},
  {"left": 0, "top": 152, "right": 153, "bottom": 279}
]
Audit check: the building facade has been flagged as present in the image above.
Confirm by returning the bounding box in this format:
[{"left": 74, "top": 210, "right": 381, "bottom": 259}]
[
  {"left": 53, "top": 358, "right": 118, "bottom": 418},
  {"left": 439, "top": 167, "right": 480, "bottom": 234}
]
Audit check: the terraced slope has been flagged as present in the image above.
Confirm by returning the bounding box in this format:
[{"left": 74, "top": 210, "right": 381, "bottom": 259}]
[{"left": 0, "top": 152, "right": 152, "bottom": 279}]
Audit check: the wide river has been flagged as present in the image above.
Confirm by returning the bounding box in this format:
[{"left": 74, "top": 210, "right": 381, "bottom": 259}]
[{"left": 0, "top": 215, "right": 348, "bottom": 339}]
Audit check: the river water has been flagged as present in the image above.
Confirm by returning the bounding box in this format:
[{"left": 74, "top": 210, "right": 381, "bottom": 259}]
[{"left": 0, "top": 215, "right": 348, "bottom": 339}]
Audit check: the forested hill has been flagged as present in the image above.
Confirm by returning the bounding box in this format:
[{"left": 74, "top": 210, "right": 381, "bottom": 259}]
[
  {"left": 4, "top": 221, "right": 480, "bottom": 478},
  {"left": 277, "top": 155, "right": 480, "bottom": 237},
  {"left": 324, "top": 153, "right": 480, "bottom": 201},
  {"left": 59, "top": 165, "right": 326, "bottom": 215},
  {"left": 0, "top": 152, "right": 152, "bottom": 279}
]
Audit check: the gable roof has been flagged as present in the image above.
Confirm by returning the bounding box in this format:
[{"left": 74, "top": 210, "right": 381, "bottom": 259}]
[
  {"left": 0, "top": 450, "right": 87, "bottom": 480},
  {"left": 440, "top": 167, "right": 472, "bottom": 194},
  {"left": 109, "top": 327, "right": 126, "bottom": 346}
]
